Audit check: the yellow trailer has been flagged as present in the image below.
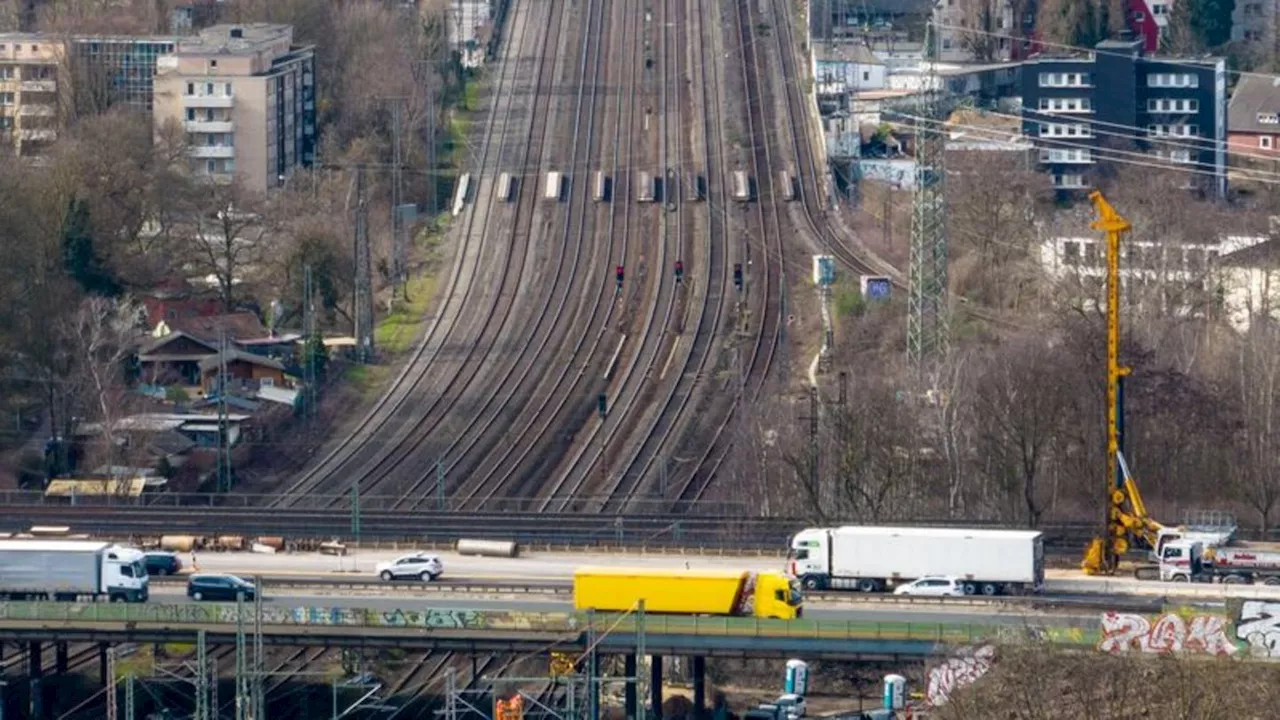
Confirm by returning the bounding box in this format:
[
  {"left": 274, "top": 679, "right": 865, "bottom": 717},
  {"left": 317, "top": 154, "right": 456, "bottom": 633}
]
[{"left": 572, "top": 567, "right": 801, "bottom": 619}]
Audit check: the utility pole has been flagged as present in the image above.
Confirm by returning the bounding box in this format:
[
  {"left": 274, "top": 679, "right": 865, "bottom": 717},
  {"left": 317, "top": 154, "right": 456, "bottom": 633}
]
[
  {"left": 353, "top": 166, "right": 374, "bottom": 363},
  {"left": 303, "top": 263, "right": 317, "bottom": 424},
  {"left": 906, "top": 20, "right": 949, "bottom": 372},
  {"left": 427, "top": 92, "right": 438, "bottom": 216},
  {"left": 235, "top": 589, "right": 248, "bottom": 720},
  {"left": 217, "top": 329, "right": 232, "bottom": 492},
  {"left": 385, "top": 96, "right": 408, "bottom": 295},
  {"left": 195, "top": 630, "right": 209, "bottom": 720},
  {"left": 106, "top": 647, "right": 117, "bottom": 720},
  {"left": 252, "top": 576, "right": 264, "bottom": 720},
  {"left": 798, "top": 388, "right": 820, "bottom": 496}
]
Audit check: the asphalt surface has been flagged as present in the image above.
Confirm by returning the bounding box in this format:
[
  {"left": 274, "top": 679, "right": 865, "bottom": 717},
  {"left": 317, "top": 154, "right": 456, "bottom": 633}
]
[
  {"left": 146, "top": 586, "right": 1100, "bottom": 628},
  {"left": 181, "top": 549, "right": 1280, "bottom": 601}
]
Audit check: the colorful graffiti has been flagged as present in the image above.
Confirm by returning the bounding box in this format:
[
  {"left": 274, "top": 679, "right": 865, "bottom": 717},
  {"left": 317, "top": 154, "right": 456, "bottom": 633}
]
[
  {"left": 1237, "top": 601, "right": 1280, "bottom": 658},
  {"left": 1098, "top": 611, "right": 1238, "bottom": 656},
  {"left": 925, "top": 645, "right": 995, "bottom": 707}
]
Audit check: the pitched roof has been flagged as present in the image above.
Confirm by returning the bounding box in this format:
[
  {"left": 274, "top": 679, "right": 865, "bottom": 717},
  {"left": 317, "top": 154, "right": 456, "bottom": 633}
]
[
  {"left": 138, "top": 331, "right": 219, "bottom": 358},
  {"left": 198, "top": 349, "right": 286, "bottom": 372},
  {"left": 165, "top": 312, "right": 268, "bottom": 343},
  {"left": 1229, "top": 74, "right": 1280, "bottom": 134},
  {"left": 815, "top": 42, "right": 884, "bottom": 65},
  {"left": 1220, "top": 238, "right": 1280, "bottom": 268}
]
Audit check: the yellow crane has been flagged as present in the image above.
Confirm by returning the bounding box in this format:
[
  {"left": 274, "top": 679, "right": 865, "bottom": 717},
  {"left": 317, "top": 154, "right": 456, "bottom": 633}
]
[{"left": 1081, "top": 192, "right": 1164, "bottom": 576}]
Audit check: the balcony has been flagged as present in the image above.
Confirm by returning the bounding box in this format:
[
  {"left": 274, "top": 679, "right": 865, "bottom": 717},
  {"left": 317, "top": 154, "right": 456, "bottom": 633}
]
[
  {"left": 17, "top": 104, "right": 55, "bottom": 117},
  {"left": 190, "top": 145, "right": 235, "bottom": 159},
  {"left": 183, "top": 94, "right": 234, "bottom": 108},
  {"left": 184, "top": 120, "right": 235, "bottom": 134},
  {"left": 17, "top": 128, "right": 57, "bottom": 142},
  {"left": 19, "top": 80, "right": 56, "bottom": 93}
]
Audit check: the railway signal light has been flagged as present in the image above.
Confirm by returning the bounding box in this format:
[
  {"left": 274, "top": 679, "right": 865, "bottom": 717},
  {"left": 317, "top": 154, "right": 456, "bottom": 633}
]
[
  {"left": 615, "top": 264, "right": 625, "bottom": 289},
  {"left": 733, "top": 263, "right": 743, "bottom": 291},
  {"left": 597, "top": 393, "right": 608, "bottom": 418}
]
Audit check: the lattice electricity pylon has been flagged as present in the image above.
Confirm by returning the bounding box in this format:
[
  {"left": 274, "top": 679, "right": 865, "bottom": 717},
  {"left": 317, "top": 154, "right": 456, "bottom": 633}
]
[{"left": 906, "top": 21, "right": 950, "bottom": 371}]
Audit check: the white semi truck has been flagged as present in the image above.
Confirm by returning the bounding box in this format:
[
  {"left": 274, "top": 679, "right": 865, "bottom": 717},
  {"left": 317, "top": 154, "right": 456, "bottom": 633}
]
[
  {"left": 788, "top": 526, "right": 1044, "bottom": 596},
  {"left": 0, "top": 540, "right": 149, "bottom": 602},
  {"left": 1158, "top": 539, "right": 1280, "bottom": 585}
]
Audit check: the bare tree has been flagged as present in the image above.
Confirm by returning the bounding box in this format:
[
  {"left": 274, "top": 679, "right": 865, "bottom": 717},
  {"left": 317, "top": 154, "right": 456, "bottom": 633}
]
[
  {"left": 1231, "top": 324, "right": 1280, "bottom": 532},
  {"left": 973, "top": 338, "right": 1067, "bottom": 526},
  {"left": 953, "top": 0, "right": 1008, "bottom": 63},
  {"left": 64, "top": 296, "right": 143, "bottom": 485},
  {"left": 178, "top": 182, "right": 270, "bottom": 313}
]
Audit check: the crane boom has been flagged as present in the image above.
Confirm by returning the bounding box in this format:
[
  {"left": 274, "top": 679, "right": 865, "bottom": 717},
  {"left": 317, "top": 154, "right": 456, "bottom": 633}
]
[{"left": 1081, "top": 192, "right": 1164, "bottom": 575}]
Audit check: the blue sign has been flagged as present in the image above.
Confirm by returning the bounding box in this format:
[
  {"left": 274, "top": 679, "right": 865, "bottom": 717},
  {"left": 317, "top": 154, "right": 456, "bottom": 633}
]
[{"left": 862, "top": 276, "right": 891, "bottom": 300}]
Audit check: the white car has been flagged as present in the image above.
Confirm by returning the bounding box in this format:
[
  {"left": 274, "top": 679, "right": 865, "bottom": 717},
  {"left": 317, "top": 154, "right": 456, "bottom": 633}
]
[
  {"left": 893, "top": 576, "right": 965, "bottom": 597},
  {"left": 375, "top": 553, "right": 444, "bottom": 582}
]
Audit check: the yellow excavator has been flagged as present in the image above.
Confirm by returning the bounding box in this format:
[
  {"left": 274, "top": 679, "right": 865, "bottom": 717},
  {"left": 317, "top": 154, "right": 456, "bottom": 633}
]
[{"left": 1081, "top": 192, "right": 1165, "bottom": 576}]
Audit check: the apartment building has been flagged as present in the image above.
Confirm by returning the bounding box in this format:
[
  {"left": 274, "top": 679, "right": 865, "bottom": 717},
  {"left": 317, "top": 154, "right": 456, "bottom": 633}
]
[
  {"left": 153, "top": 24, "right": 316, "bottom": 192},
  {"left": 1234, "top": 0, "right": 1280, "bottom": 46},
  {"left": 69, "top": 36, "right": 179, "bottom": 112},
  {"left": 1020, "top": 37, "right": 1227, "bottom": 197},
  {"left": 0, "top": 34, "right": 62, "bottom": 156}
]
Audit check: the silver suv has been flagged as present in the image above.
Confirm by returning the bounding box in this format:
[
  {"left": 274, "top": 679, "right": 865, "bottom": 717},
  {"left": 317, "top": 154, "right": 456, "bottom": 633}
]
[{"left": 375, "top": 552, "right": 444, "bottom": 581}]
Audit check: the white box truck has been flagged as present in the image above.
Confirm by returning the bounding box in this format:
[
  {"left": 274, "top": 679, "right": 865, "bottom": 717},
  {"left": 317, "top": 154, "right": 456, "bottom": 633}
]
[
  {"left": 787, "top": 526, "right": 1044, "bottom": 596},
  {"left": 0, "top": 540, "right": 149, "bottom": 602}
]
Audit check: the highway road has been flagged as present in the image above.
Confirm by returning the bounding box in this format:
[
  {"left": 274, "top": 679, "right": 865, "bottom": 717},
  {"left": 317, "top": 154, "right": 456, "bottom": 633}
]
[
  {"left": 184, "top": 549, "right": 1280, "bottom": 602},
  {"left": 144, "top": 585, "right": 1100, "bottom": 628}
]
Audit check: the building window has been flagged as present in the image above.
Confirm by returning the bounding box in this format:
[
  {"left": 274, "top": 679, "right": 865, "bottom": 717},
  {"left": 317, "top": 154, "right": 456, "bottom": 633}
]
[
  {"left": 204, "top": 82, "right": 213, "bottom": 95},
  {"left": 1146, "top": 98, "right": 1199, "bottom": 113},
  {"left": 1146, "top": 73, "right": 1198, "bottom": 88},
  {"left": 1041, "top": 148, "right": 1093, "bottom": 164},
  {"left": 224, "top": 83, "right": 233, "bottom": 97},
  {"left": 186, "top": 82, "right": 194, "bottom": 95},
  {"left": 1038, "top": 97, "right": 1092, "bottom": 113},
  {"left": 1038, "top": 72, "right": 1092, "bottom": 88},
  {"left": 942, "top": 37, "right": 952, "bottom": 50},
  {"left": 1040, "top": 122, "right": 1092, "bottom": 138},
  {"left": 862, "top": 70, "right": 870, "bottom": 82},
  {"left": 206, "top": 159, "right": 216, "bottom": 174},
  {"left": 186, "top": 108, "right": 195, "bottom": 121},
  {"left": 0, "top": 68, "right": 10, "bottom": 79},
  {"left": 0, "top": 117, "right": 10, "bottom": 129},
  {"left": 1259, "top": 113, "right": 1280, "bottom": 125},
  {"left": 0, "top": 93, "right": 12, "bottom": 106},
  {"left": 1148, "top": 124, "right": 1198, "bottom": 137},
  {"left": 1263, "top": 136, "right": 1274, "bottom": 149},
  {"left": 1053, "top": 173, "right": 1087, "bottom": 188},
  {"left": 1063, "top": 241, "right": 1081, "bottom": 264},
  {"left": 1155, "top": 148, "right": 1193, "bottom": 163}
]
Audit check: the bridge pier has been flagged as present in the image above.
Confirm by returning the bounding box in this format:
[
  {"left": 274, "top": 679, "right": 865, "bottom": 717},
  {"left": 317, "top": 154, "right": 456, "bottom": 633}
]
[
  {"left": 28, "top": 641, "right": 41, "bottom": 720},
  {"left": 98, "top": 643, "right": 108, "bottom": 686},
  {"left": 650, "top": 655, "right": 662, "bottom": 720},
  {"left": 692, "top": 656, "right": 705, "bottom": 716},
  {"left": 624, "top": 654, "right": 637, "bottom": 720},
  {"left": 54, "top": 643, "right": 66, "bottom": 675}
]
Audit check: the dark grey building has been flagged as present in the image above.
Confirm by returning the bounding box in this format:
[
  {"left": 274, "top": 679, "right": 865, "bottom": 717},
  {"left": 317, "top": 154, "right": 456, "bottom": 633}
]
[{"left": 1020, "top": 37, "right": 1227, "bottom": 197}]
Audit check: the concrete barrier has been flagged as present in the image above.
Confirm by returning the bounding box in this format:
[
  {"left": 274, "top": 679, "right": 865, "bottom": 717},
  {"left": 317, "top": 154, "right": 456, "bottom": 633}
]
[{"left": 456, "top": 539, "right": 520, "bottom": 558}]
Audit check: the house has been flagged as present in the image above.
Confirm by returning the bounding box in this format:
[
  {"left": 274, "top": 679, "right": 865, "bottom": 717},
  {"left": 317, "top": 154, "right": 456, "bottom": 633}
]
[
  {"left": 810, "top": 0, "right": 933, "bottom": 42},
  {"left": 1020, "top": 37, "right": 1227, "bottom": 196},
  {"left": 815, "top": 43, "right": 886, "bottom": 94},
  {"left": 156, "top": 311, "right": 269, "bottom": 343},
  {"left": 1227, "top": 74, "right": 1280, "bottom": 161},
  {"left": 138, "top": 279, "right": 221, "bottom": 332},
  {"left": 199, "top": 349, "right": 288, "bottom": 393},
  {"left": 1233, "top": 0, "right": 1278, "bottom": 46},
  {"left": 1126, "top": 0, "right": 1173, "bottom": 53},
  {"left": 1218, "top": 236, "right": 1280, "bottom": 331},
  {"left": 137, "top": 331, "right": 219, "bottom": 386}
]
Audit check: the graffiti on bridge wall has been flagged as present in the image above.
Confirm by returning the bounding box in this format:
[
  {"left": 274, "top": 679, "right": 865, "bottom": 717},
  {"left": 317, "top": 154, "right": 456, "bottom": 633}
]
[
  {"left": 925, "top": 645, "right": 995, "bottom": 707},
  {"left": 1237, "top": 601, "right": 1280, "bottom": 658},
  {"left": 1098, "top": 602, "right": 1280, "bottom": 659},
  {"left": 1098, "top": 611, "right": 1238, "bottom": 656}
]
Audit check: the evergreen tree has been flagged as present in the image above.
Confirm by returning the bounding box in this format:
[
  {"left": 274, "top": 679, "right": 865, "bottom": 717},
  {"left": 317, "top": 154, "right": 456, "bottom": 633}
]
[{"left": 60, "top": 198, "right": 120, "bottom": 297}]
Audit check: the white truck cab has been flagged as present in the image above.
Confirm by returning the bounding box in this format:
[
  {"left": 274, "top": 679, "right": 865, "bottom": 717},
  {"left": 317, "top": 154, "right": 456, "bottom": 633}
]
[
  {"left": 1158, "top": 539, "right": 1205, "bottom": 582},
  {"left": 106, "top": 545, "right": 150, "bottom": 602},
  {"left": 787, "top": 529, "right": 830, "bottom": 583}
]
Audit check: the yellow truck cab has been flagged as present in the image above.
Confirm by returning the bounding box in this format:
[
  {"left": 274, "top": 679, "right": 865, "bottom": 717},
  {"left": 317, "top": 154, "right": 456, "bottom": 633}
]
[{"left": 573, "top": 567, "right": 802, "bottom": 619}]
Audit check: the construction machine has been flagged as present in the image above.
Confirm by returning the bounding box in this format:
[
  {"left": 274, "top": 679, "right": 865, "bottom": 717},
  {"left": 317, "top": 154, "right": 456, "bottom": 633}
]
[
  {"left": 1080, "top": 193, "right": 1239, "bottom": 575},
  {"left": 1080, "top": 192, "right": 1164, "bottom": 576}
]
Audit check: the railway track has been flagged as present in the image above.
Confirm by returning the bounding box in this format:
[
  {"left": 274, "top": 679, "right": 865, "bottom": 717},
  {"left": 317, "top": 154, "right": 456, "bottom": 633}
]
[
  {"left": 267, "top": 0, "right": 561, "bottom": 510},
  {"left": 0, "top": 505, "right": 1115, "bottom": 551}
]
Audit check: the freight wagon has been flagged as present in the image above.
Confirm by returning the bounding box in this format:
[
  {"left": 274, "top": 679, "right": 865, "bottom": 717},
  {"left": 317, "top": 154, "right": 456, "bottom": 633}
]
[
  {"left": 545, "top": 171, "right": 563, "bottom": 201},
  {"left": 452, "top": 173, "right": 471, "bottom": 216},
  {"left": 636, "top": 172, "right": 656, "bottom": 203},
  {"left": 592, "top": 171, "right": 608, "bottom": 202},
  {"left": 497, "top": 172, "right": 514, "bottom": 202}
]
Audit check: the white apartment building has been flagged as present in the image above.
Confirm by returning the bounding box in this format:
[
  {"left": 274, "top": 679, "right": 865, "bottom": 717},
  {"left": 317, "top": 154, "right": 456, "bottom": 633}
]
[{"left": 153, "top": 24, "right": 315, "bottom": 192}]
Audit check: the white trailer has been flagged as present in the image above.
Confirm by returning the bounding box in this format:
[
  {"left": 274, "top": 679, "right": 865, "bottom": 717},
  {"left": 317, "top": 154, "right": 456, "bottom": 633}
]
[
  {"left": 1160, "top": 539, "right": 1280, "bottom": 584},
  {"left": 592, "top": 171, "right": 608, "bottom": 202},
  {"left": 732, "top": 170, "right": 750, "bottom": 201},
  {"left": 636, "top": 172, "right": 656, "bottom": 203},
  {"left": 0, "top": 540, "right": 149, "bottom": 602},
  {"left": 452, "top": 173, "right": 471, "bottom": 217},
  {"left": 497, "top": 172, "right": 514, "bottom": 202},
  {"left": 545, "top": 171, "right": 563, "bottom": 201},
  {"left": 788, "top": 526, "right": 1044, "bottom": 595}
]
